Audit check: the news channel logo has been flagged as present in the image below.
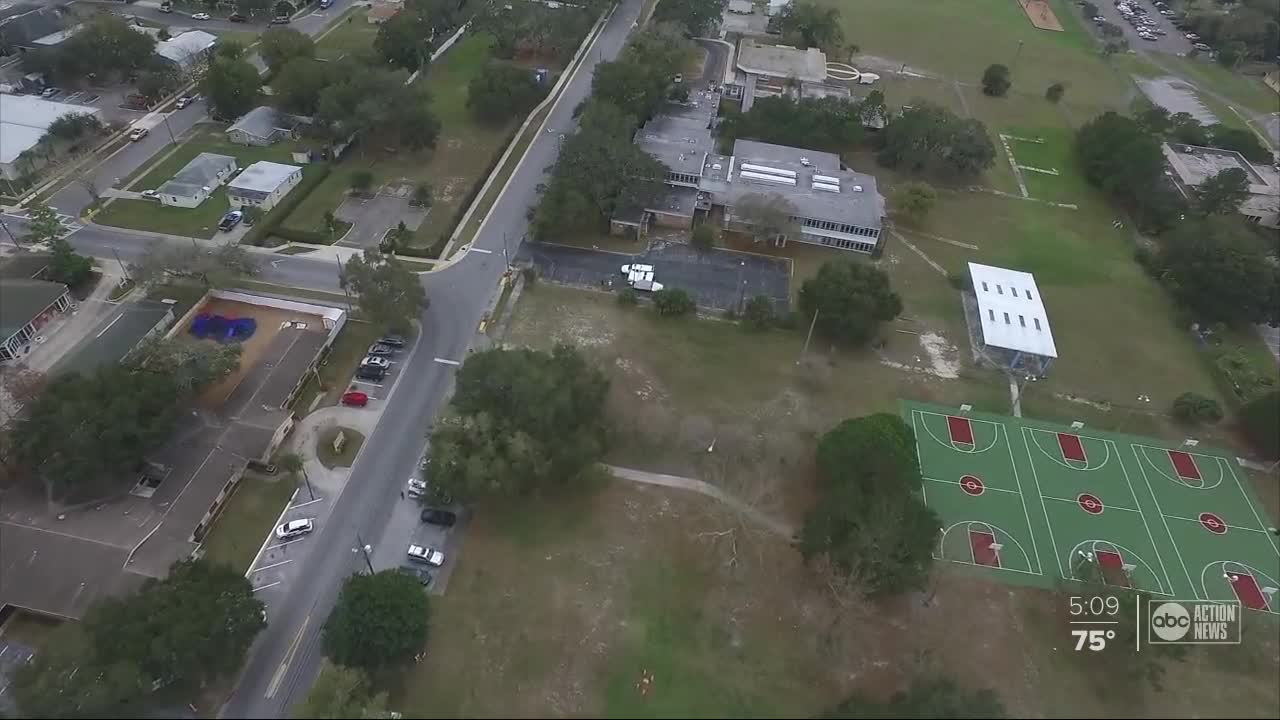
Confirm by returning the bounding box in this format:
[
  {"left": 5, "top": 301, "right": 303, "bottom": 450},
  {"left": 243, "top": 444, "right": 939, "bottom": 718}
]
[{"left": 1147, "top": 600, "right": 1242, "bottom": 645}]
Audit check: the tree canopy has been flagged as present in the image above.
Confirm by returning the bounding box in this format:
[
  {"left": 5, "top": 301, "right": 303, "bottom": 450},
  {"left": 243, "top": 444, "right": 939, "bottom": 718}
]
[
  {"left": 273, "top": 57, "right": 337, "bottom": 115},
  {"left": 800, "top": 414, "right": 940, "bottom": 597},
  {"left": 317, "top": 70, "right": 440, "bottom": 149},
  {"left": 375, "top": 0, "right": 462, "bottom": 71},
  {"left": 22, "top": 14, "right": 155, "bottom": 85},
  {"left": 260, "top": 26, "right": 315, "bottom": 72},
  {"left": 21, "top": 202, "right": 64, "bottom": 245},
  {"left": 323, "top": 570, "right": 430, "bottom": 672},
  {"left": 468, "top": 62, "right": 548, "bottom": 123},
  {"left": 470, "top": 0, "right": 596, "bottom": 64},
  {"left": 130, "top": 241, "right": 260, "bottom": 288},
  {"left": 428, "top": 346, "right": 609, "bottom": 501},
  {"left": 877, "top": 102, "right": 995, "bottom": 177},
  {"left": 1075, "top": 111, "right": 1173, "bottom": 228},
  {"left": 1156, "top": 216, "right": 1278, "bottom": 326},
  {"left": 732, "top": 192, "right": 799, "bottom": 244},
  {"left": 981, "top": 63, "right": 1011, "bottom": 97},
  {"left": 718, "top": 95, "right": 864, "bottom": 153},
  {"left": 294, "top": 662, "right": 391, "bottom": 719},
  {"left": 342, "top": 248, "right": 428, "bottom": 331},
  {"left": 203, "top": 55, "right": 262, "bottom": 121},
  {"left": 1195, "top": 168, "right": 1251, "bottom": 216},
  {"left": 127, "top": 337, "right": 242, "bottom": 394},
  {"left": 798, "top": 261, "right": 903, "bottom": 346},
  {"left": 653, "top": 0, "right": 727, "bottom": 37},
  {"left": 824, "top": 676, "right": 1005, "bottom": 719},
  {"left": 775, "top": 1, "right": 846, "bottom": 53},
  {"left": 1239, "top": 390, "right": 1280, "bottom": 458},
  {"left": 889, "top": 181, "right": 937, "bottom": 223},
  {"left": 47, "top": 236, "right": 93, "bottom": 288}
]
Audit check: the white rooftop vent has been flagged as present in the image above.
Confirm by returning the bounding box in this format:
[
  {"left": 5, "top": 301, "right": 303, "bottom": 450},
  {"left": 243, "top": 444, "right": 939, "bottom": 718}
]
[
  {"left": 739, "top": 162, "right": 797, "bottom": 178},
  {"left": 711, "top": 163, "right": 722, "bottom": 170},
  {"left": 799, "top": 157, "right": 812, "bottom": 167},
  {"left": 851, "top": 185, "right": 864, "bottom": 192},
  {"left": 813, "top": 182, "right": 840, "bottom": 193},
  {"left": 812, "top": 174, "right": 841, "bottom": 185},
  {"left": 740, "top": 171, "right": 797, "bottom": 186}
]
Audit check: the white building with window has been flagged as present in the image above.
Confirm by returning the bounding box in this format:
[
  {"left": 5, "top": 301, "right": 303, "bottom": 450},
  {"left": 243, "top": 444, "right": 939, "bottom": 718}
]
[
  {"left": 227, "top": 161, "right": 303, "bottom": 212},
  {"left": 967, "top": 262, "right": 1057, "bottom": 377}
]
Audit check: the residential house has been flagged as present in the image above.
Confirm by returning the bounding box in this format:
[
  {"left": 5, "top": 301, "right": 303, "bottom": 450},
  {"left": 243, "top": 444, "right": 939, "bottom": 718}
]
[
  {"left": 0, "top": 3, "right": 65, "bottom": 54},
  {"left": 1, "top": 278, "right": 72, "bottom": 362},
  {"left": 156, "top": 152, "right": 237, "bottom": 208},
  {"left": 226, "top": 106, "right": 299, "bottom": 146},
  {"left": 0, "top": 94, "right": 105, "bottom": 182},
  {"left": 367, "top": 2, "right": 402, "bottom": 23},
  {"left": 155, "top": 30, "right": 217, "bottom": 73},
  {"left": 227, "top": 161, "right": 303, "bottom": 211}
]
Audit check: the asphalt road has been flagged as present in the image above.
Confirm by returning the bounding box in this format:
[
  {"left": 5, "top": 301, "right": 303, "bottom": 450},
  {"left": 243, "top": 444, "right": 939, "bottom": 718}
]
[{"left": 218, "top": 1, "right": 646, "bottom": 716}]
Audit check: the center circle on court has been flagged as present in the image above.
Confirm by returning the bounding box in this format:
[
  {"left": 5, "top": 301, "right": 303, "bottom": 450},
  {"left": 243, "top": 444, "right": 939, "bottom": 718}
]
[
  {"left": 1199, "top": 512, "right": 1227, "bottom": 535},
  {"left": 960, "top": 475, "right": 985, "bottom": 496},
  {"left": 1078, "top": 493, "right": 1104, "bottom": 515}
]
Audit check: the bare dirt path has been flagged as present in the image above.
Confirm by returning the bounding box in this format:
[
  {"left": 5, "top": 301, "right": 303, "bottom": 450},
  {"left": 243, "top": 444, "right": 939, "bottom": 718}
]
[{"left": 604, "top": 464, "right": 799, "bottom": 541}]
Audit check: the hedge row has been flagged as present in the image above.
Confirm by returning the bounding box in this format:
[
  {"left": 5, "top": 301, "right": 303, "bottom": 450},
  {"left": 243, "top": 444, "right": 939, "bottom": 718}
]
[{"left": 242, "top": 164, "right": 332, "bottom": 247}]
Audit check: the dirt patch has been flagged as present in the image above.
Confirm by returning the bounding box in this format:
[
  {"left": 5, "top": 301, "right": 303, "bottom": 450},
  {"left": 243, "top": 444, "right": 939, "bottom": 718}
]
[
  {"left": 189, "top": 298, "right": 325, "bottom": 409},
  {"left": 1018, "top": 0, "right": 1063, "bottom": 32}
]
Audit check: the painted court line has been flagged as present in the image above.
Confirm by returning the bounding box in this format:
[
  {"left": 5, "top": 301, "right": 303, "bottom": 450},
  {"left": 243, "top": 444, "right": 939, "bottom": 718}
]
[
  {"left": 1133, "top": 443, "right": 1224, "bottom": 489},
  {"left": 1003, "top": 423, "right": 1044, "bottom": 574},
  {"left": 1025, "top": 427, "right": 1111, "bottom": 470},
  {"left": 1039, "top": 494, "right": 1141, "bottom": 513},
  {"left": 923, "top": 476, "right": 1021, "bottom": 494},
  {"left": 1021, "top": 427, "right": 1067, "bottom": 580},
  {"left": 1131, "top": 445, "right": 1196, "bottom": 596},
  {"left": 911, "top": 412, "right": 929, "bottom": 505},
  {"left": 915, "top": 410, "right": 1001, "bottom": 453},
  {"left": 1162, "top": 514, "right": 1271, "bottom": 534},
  {"left": 937, "top": 521, "right": 1041, "bottom": 577},
  {"left": 1113, "top": 440, "right": 1177, "bottom": 597},
  {"left": 1224, "top": 458, "right": 1280, "bottom": 557}
]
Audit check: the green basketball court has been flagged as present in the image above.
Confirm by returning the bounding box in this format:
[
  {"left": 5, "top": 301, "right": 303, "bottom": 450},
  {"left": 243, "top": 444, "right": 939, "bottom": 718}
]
[{"left": 903, "top": 401, "right": 1280, "bottom": 613}]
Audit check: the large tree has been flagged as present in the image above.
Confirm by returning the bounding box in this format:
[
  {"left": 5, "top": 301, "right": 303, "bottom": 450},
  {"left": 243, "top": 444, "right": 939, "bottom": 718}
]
[
  {"left": 890, "top": 181, "right": 937, "bottom": 223},
  {"left": 260, "top": 26, "right": 315, "bottom": 73},
  {"left": 1157, "top": 216, "right": 1278, "bottom": 325},
  {"left": 294, "top": 662, "right": 390, "bottom": 719},
  {"left": 34, "top": 14, "right": 156, "bottom": 84},
  {"left": 21, "top": 201, "right": 64, "bottom": 245},
  {"left": 877, "top": 102, "right": 995, "bottom": 177},
  {"left": 468, "top": 62, "right": 548, "bottom": 124},
  {"left": 273, "top": 57, "right": 335, "bottom": 115},
  {"left": 131, "top": 241, "right": 260, "bottom": 288},
  {"left": 47, "top": 237, "right": 93, "bottom": 287},
  {"left": 428, "top": 346, "right": 609, "bottom": 501},
  {"left": 718, "top": 95, "right": 863, "bottom": 153},
  {"left": 11, "top": 625, "right": 146, "bottom": 718},
  {"left": 732, "top": 192, "right": 799, "bottom": 244},
  {"left": 342, "top": 248, "right": 428, "bottom": 331},
  {"left": 127, "top": 337, "right": 242, "bottom": 394},
  {"left": 1075, "top": 111, "right": 1166, "bottom": 207},
  {"left": 1238, "top": 390, "right": 1280, "bottom": 458},
  {"left": 375, "top": 11, "right": 428, "bottom": 72},
  {"left": 981, "top": 63, "right": 1011, "bottom": 97},
  {"left": 775, "top": 0, "right": 845, "bottom": 53},
  {"left": 9, "top": 367, "right": 183, "bottom": 498},
  {"left": 798, "top": 260, "right": 903, "bottom": 346},
  {"left": 471, "top": 0, "right": 596, "bottom": 63},
  {"left": 317, "top": 69, "right": 440, "bottom": 149},
  {"left": 203, "top": 55, "right": 262, "bottom": 121},
  {"left": 800, "top": 414, "right": 941, "bottom": 598},
  {"left": 1207, "top": 124, "right": 1271, "bottom": 163},
  {"left": 1195, "top": 168, "right": 1251, "bottom": 216},
  {"left": 653, "top": 0, "right": 727, "bottom": 37},
  {"left": 323, "top": 570, "right": 430, "bottom": 673}
]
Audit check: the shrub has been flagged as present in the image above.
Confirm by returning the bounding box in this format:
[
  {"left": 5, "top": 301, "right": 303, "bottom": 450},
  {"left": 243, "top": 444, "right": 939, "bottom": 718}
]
[
  {"left": 1046, "top": 82, "right": 1066, "bottom": 103},
  {"left": 617, "top": 287, "right": 638, "bottom": 306},
  {"left": 981, "top": 63, "right": 1011, "bottom": 97},
  {"left": 1239, "top": 390, "right": 1280, "bottom": 458},
  {"left": 1171, "top": 392, "right": 1223, "bottom": 425},
  {"left": 652, "top": 287, "right": 695, "bottom": 316},
  {"left": 349, "top": 170, "right": 373, "bottom": 194},
  {"left": 520, "top": 265, "right": 539, "bottom": 285},
  {"left": 691, "top": 223, "right": 715, "bottom": 251},
  {"left": 742, "top": 295, "right": 773, "bottom": 330}
]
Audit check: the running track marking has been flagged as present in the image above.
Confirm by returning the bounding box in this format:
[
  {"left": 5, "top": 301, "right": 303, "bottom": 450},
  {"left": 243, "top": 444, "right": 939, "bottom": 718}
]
[
  {"left": 1200, "top": 561, "right": 1279, "bottom": 614},
  {"left": 1022, "top": 429, "right": 1067, "bottom": 580},
  {"left": 1068, "top": 539, "right": 1171, "bottom": 596},
  {"left": 1131, "top": 445, "right": 1196, "bottom": 596},
  {"left": 1113, "top": 441, "right": 1179, "bottom": 597},
  {"left": 1024, "top": 427, "right": 1112, "bottom": 471},
  {"left": 915, "top": 410, "right": 1001, "bottom": 454},
  {"left": 1163, "top": 514, "right": 1272, "bottom": 534},
  {"left": 923, "top": 476, "right": 1021, "bottom": 494},
  {"left": 1040, "top": 494, "right": 1142, "bottom": 513},
  {"left": 1003, "top": 423, "right": 1044, "bottom": 575},
  {"left": 936, "top": 520, "right": 1040, "bottom": 576},
  {"left": 1133, "top": 443, "right": 1225, "bottom": 490}
]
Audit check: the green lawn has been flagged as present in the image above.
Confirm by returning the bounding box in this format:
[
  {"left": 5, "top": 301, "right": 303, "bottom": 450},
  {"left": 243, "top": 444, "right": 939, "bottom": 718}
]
[
  {"left": 315, "top": 6, "right": 378, "bottom": 61},
  {"left": 290, "top": 318, "right": 383, "bottom": 411},
  {"left": 1155, "top": 54, "right": 1280, "bottom": 119},
  {"left": 317, "top": 427, "right": 365, "bottom": 468},
  {"left": 199, "top": 472, "right": 297, "bottom": 574}
]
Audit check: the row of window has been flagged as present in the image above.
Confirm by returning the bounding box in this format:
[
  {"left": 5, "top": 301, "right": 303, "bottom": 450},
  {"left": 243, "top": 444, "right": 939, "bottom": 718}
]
[
  {"left": 667, "top": 172, "right": 699, "bottom": 185},
  {"left": 987, "top": 308, "right": 1042, "bottom": 330},
  {"left": 799, "top": 217, "right": 878, "bottom": 237},
  {"left": 980, "top": 280, "right": 1033, "bottom": 301},
  {"left": 804, "top": 233, "right": 876, "bottom": 254}
]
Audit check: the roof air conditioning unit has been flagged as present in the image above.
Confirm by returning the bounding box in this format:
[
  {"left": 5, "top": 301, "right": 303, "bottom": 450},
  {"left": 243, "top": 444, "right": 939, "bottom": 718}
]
[
  {"left": 852, "top": 185, "right": 863, "bottom": 192},
  {"left": 799, "top": 157, "right": 812, "bottom": 166}
]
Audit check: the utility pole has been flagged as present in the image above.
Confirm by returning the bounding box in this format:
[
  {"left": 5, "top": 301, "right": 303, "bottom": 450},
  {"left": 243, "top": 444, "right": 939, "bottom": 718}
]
[
  {"left": 797, "top": 307, "right": 819, "bottom": 364},
  {"left": 162, "top": 113, "right": 177, "bottom": 145},
  {"left": 1012, "top": 39, "right": 1025, "bottom": 71},
  {"left": 300, "top": 464, "right": 315, "bottom": 501},
  {"left": 353, "top": 533, "right": 374, "bottom": 574},
  {"left": 0, "top": 216, "right": 19, "bottom": 247},
  {"left": 111, "top": 247, "right": 131, "bottom": 280},
  {"left": 335, "top": 254, "right": 352, "bottom": 311},
  {"left": 501, "top": 232, "right": 510, "bottom": 270}
]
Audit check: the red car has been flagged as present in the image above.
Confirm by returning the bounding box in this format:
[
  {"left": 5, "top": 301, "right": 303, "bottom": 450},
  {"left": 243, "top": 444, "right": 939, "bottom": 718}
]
[{"left": 341, "top": 390, "right": 369, "bottom": 407}]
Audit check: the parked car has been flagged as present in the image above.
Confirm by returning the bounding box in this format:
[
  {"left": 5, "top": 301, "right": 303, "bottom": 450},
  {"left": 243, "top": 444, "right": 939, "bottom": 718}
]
[
  {"left": 420, "top": 508, "right": 457, "bottom": 527},
  {"left": 218, "top": 210, "right": 243, "bottom": 231},
  {"left": 398, "top": 566, "right": 432, "bottom": 586},
  {"left": 228, "top": 12, "right": 247, "bottom": 21},
  {"left": 129, "top": 127, "right": 149, "bottom": 141},
  {"left": 377, "top": 334, "right": 406, "bottom": 348},
  {"left": 360, "top": 355, "right": 391, "bottom": 370},
  {"left": 319, "top": 0, "right": 333, "bottom": 7},
  {"left": 341, "top": 390, "right": 369, "bottom": 407},
  {"left": 1184, "top": 32, "right": 1200, "bottom": 40},
  {"left": 355, "top": 365, "right": 386, "bottom": 381},
  {"left": 367, "top": 343, "right": 396, "bottom": 357},
  {"left": 192, "top": 12, "right": 211, "bottom": 20},
  {"left": 406, "top": 544, "right": 445, "bottom": 566},
  {"left": 1192, "top": 42, "right": 1212, "bottom": 51},
  {"left": 175, "top": 95, "right": 194, "bottom": 109},
  {"left": 275, "top": 518, "right": 314, "bottom": 539},
  {"left": 271, "top": 15, "right": 290, "bottom": 23},
  {"left": 407, "top": 478, "right": 427, "bottom": 497},
  {"left": 40, "top": 87, "right": 58, "bottom": 98},
  {"left": 159, "top": 3, "right": 173, "bottom": 12},
  {"left": 141, "top": 189, "right": 159, "bottom": 200}
]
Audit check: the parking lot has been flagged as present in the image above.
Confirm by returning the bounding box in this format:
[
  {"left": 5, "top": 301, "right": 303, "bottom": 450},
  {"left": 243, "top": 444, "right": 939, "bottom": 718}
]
[
  {"left": 0, "top": 639, "right": 36, "bottom": 715},
  {"left": 519, "top": 240, "right": 792, "bottom": 313},
  {"left": 1089, "top": 0, "right": 1193, "bottom": 55}
]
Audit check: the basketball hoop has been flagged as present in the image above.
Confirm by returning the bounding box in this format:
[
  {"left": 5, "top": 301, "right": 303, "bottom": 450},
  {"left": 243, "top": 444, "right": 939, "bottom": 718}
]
[
  {"left": 959, "top": 404, "right": 972, "bottom": 413},
  {"left": 1182, "top": 438, "right": 1199, "bottom": 448},
  {"left": 990, "top": 543, "right": 1004, "bottom": 551},
  {"left": 1070, "top": 421, "right": 1084, "bottom": 430},
  {"left": 1121, "top": 563, "right": 1135, "bottom": 573}
]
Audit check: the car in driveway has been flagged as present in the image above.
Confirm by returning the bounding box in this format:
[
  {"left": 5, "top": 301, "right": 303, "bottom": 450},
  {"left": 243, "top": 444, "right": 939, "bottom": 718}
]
[
  {"left": 272, "top": 15, "right": 291, "bottom": 23},
  {"left": 1192, "top": 42, "right": 1212, "bottom": 51},
  {"left": 398, "top": 566, "right": 432, "bottom": 586},
  {"left": 218, "top": 210, "right": 243, "bottom": 231},
  {"left": 341, "top": 390, "right": 369, "bottom": 407},
  {"left": 141, "top": 189, "right": 159, "bottom": 200},
  {"left": 366, "top": 343, "right": 396, "bottom": 357},
  {"left": 40, "top": 87, "right": 58, "bottom": 98},
  {"left": 128, "top": 127, "right": 149, "bottom": 141},
  {"left": 360, "top": 355, "right": 390, "bottom": 370},
  {"left": 406, "top": 544, "right": 445, "bottom": 566},
  {"left": 420, "top": 508, "right": 457, "bottom": 527},
  {"left": 377, "top": 334, "right": 407, "bottom": 348},
  {"left": 192, "top": 12, "right": 211, "bottom": 20},
  {"left": 275, "top": 518, "right": 314, "bottom": 539}
]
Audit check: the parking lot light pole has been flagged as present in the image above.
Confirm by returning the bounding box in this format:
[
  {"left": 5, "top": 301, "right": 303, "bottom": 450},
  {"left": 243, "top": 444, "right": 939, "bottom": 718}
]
[{"left": 352, "top": 533, "right": 374, "bottom": 574}]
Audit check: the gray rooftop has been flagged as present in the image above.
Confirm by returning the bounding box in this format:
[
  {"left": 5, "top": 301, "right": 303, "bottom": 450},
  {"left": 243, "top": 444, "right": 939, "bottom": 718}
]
[
  {"left": 736, "top": 39, "right": 827, "bottom": 83},
  {"left": 158, "top": 152, "right": 236, "bottom": 199},
  {"left": 0, "top": 278, "right": 68, "bottom": 342},
  {"left": 228, "top": 105, "right": 292, "bottom": 140},
  {"left": 1162, "top": 143, "right": 1270, "bottom": 187},
  {"left": 52, "top": 300, "right": 174, "bottom": 378},
  {"left": 229, "top": 161, "right": 302, "bottom": 194}
]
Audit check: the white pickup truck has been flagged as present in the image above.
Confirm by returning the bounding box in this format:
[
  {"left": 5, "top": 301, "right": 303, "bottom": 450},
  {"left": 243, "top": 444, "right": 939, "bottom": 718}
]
[{"left": 619, "top": 263, "right": 665, "bottom": 292}]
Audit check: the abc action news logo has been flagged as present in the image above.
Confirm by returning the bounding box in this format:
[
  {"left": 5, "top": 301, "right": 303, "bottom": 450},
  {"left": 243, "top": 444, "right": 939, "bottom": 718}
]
[{"left": 1148, "top": 601, "right": 1242, "bottom": 644}]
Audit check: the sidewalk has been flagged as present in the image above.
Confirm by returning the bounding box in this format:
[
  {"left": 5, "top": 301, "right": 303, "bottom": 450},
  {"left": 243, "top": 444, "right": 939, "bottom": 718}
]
[
  {"left": 604, "top": 464, "right": 798, "bottom": 541},
  {"left": 19, "top": 273, "right": 125, "bottom": 374}
]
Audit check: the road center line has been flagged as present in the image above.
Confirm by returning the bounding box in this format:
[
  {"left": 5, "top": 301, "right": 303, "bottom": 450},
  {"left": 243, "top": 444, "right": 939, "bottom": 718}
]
[
  {"left": 250, "top": 559, "right": 294, "bottom": 574},
  {"left": 266, "top": 615, "right": 309, "bottom": 699},
  {"left": 433, "top": 357, "right": 461, "bottom": 366}
]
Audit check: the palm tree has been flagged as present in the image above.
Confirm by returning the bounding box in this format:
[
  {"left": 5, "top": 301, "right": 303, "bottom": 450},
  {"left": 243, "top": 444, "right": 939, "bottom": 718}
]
[{"left": 278, "top": 451, "right": 314, "bottom": 501}]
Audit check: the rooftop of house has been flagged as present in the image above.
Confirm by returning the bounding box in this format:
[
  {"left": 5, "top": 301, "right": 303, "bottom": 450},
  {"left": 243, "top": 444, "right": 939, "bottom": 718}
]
[
  {"left": 228, "top": 161, "right": 302, "bottom": 193},
  {"left": 0, "top": 94, "right": 106, "bottom": 164},
  {"left": 0, "top": 278, "right": 69, "bottom": 342},
  {"left": 1161, "top": 142, "right": 1273, "bottom": 189},
  {"left": 157, "top": 152, "right": 236, "bottom": 199},
  {"left": 735, "top": 39, "right": 826, "bottom": 83},
  {"left": 0, "top": 4, "right": 65, "bottom": 47},
  {"left": 227, "top": 105, "right": 294, "bottom": 140},
  {"left": 156, "top": 29, "right": 217, "bottom": 65}
]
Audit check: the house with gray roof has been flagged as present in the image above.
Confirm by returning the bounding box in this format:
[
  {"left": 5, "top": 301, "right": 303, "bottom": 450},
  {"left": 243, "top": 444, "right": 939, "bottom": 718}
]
[
  {"left": 155, "top": 29, "right": 217, "bottom": 72},
  {"left": 157, "top": 152, "right": 237, "bottom": 208},
  {"left": 0, "top": 3, "right": 66, "bottom": 52},
  {"left": 1, "top": 278, "right": 72, "bottom": 362},
  {"left": 227, "top": 106, "right": 299, "bottom": 146}
]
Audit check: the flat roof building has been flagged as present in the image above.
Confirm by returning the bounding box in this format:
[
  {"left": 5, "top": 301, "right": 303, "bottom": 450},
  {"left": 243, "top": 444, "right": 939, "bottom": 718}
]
[
  {"left": 227, "top": 161, "right": 304, "bottom": 212},
  {"left": 735, "top": 39, "right": 826, "bottom": 83},
  {"left": 1161, "top": 142, "right": 1280, "bottom": 228},
  {"left": 0, "top": 94, "right": 105, "bottom": 181},
  {"left": 156, "top": 152, "right": 237, "bottom": 208},
  {"left": 967, "top": 262, "right": 1057, "bottom": 376}
]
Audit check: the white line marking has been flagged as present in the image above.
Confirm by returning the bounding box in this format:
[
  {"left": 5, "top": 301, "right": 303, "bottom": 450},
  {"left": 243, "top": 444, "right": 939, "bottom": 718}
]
[
  {"left": 922, "top": 475, "right": 1021, "bottom": 494},
  {"left": 1131, "top": 445, "right": 1195, "bottom": 596},
  {"left": 1039, "top": 494, "right": 1142, "bottom": 512},
  {"left": 433, "top": 357, "right": 461, "bottom": 366},
  {"left": 1224, "top": 458, "right": 1280, "bottom": 556},
  {"left": 95, "top": 313, "right": 124, "bottom": 338},
  {"left": 289, "top": 497, "right": 324, "bottom": 509},
  {"left": 1163, "top": 514, "right": 1271, "bottom": 534},
  {"left": 470, "top": 247, "right": 493, "bottom": 254},
  {"left": 912, "top": 411, "right": 928, "bottom": 505},
  {"left": 0, "top": 646, "right": 7, "bottom": 658},
  {"left": 1004, "top": 423, "right": 1044, "bottom": 574},
  {"left": 251, "top": 559, "right": 294, "bottom": 574},
  {"left": 1021, "top": 427, "right": 1066, "bottom": 580},
  {"left": 266, "top": 537, "right": 309, "bottom": 551},
  {"left": 253, "top": 581, "right": 282, "bottom": 592},
  {"left": 1114, "top": 440, "right": 1177, "bottom": 596}
]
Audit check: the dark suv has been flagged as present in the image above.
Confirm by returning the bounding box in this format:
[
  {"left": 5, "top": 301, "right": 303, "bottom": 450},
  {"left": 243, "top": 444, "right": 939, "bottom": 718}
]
[
  {"left": 420, "top": 508, "right": 457, "bottom": 527},
  {"left": 228, "top": 12, "right": 246, "bottom": 22}
]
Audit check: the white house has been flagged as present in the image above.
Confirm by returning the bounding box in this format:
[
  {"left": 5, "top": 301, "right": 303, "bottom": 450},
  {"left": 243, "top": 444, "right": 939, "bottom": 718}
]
[
  {"left": 156, "top": 153, "right": 237, "bottom": 208},
  {"left": 227, "top": 161, "right": 303, "bottom": 212},
  {"left": 0, "top": 94, "right": 105, "bottom": 182}
]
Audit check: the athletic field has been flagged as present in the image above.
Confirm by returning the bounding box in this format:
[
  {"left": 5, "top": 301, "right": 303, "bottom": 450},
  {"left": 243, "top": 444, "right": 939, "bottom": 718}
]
[{"left": 904, "top": 402, "right": 1280, "bottom": 612}]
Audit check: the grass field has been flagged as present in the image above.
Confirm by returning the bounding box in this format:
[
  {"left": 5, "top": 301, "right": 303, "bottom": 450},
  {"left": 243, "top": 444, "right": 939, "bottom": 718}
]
[
  {"left": 315, "top": 7, "right": 378, "bottom": 61},
  {"left": 907, "top": 401, "right": 1280, "bottom": 606},
  {"left": 199, "top": 472, "right": 296, "bottom": 574}
]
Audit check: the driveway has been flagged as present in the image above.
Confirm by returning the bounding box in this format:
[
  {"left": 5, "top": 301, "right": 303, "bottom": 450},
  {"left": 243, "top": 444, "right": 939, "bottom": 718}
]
[
  {"left": 1088, "top": 0, "right": 1192, "bottom": 55},
  {"left": 334, "top": 191, "right": 427, "bottom": 248},
  {"left": 520, "top": 239, "right": 791, "bottom": 313}
]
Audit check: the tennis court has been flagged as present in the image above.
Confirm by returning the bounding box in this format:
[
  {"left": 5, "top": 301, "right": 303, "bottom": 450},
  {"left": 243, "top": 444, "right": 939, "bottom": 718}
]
[{"left": 905, "top": 401, "right": 1280, "bottom": 612}]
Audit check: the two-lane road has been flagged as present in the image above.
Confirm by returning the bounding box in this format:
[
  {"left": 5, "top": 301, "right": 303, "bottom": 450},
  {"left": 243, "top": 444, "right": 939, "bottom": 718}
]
[{"left": 219, "top": 0, "right": 646, "bottom": 716}]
